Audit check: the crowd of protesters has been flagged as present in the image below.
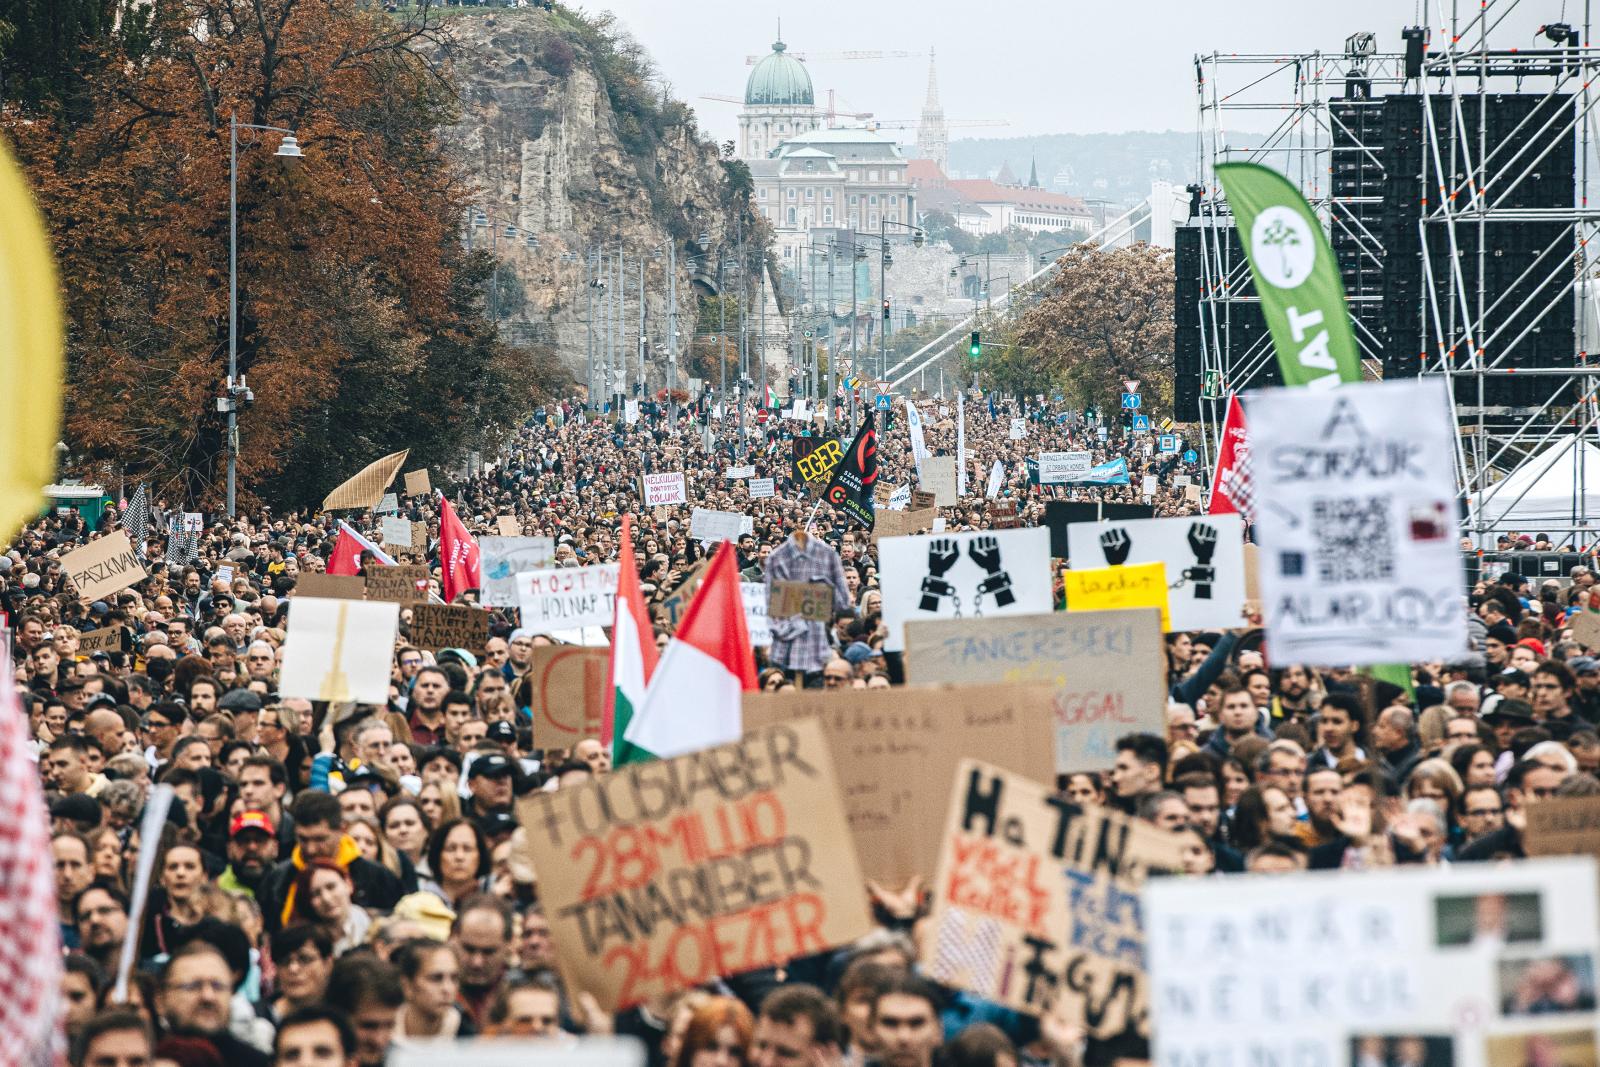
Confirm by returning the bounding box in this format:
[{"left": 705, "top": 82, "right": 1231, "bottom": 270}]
[{"left": 7, "top": 391, "right": 1599, "bottom": 1067}]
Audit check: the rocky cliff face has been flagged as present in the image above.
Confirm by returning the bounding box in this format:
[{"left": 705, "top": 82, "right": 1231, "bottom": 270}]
[{"left": 435, "top": 9, "right": 735, "bottom": 391}]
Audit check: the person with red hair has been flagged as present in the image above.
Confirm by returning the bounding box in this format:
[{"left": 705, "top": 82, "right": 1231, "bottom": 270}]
[{"left": 671, "top": 996, "right": 755, "bottom": 1067}]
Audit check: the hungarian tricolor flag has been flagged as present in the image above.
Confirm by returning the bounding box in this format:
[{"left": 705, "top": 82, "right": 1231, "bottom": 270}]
[
  {"left": 327, "top": 520, "right": 396, "bottom": 576},
  {"left": 1208, "top": 394, "right": 1254, "bottom": 522},
  {"left": 609, "top": 514, "right": 659, "bottom": 766},
  {"left": 438, "top": 494, "right": 481, "bottom": 603},
  {"left": 764, "top": 385, "right": 779, "bottom": 410},
  {"left": 620, "top": 541, "right": 757, "bottom": 761},
  {"left": 825, "top": 410, "right": 879, "bottom": 530}
]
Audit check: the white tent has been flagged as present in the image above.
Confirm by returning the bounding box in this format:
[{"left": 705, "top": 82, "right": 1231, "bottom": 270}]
[{"left": 1474, "top": 438, "right": 1600, "bottom": 532}]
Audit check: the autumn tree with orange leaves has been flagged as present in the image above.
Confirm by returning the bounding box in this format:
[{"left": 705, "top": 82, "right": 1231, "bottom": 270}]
[{"left": 5, "top": 0, "right": 559, "bottom": 509}]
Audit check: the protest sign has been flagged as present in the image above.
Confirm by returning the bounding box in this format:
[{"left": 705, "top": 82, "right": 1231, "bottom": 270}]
[
  {"left": 872, "top": 507, "right": 938, "bottom": 543},
  {"left": 375, "top": 493, "right": 399, "bottom": 514},
  {"left": 770, "top": 581, "right": 834, "bottom": 622},
  {"left": 403, "top": 468, "right": 431, "bottom": 496},
  {"left": 1145, "top": 857, "right": 1600, "bottom": 1067},
  {"left": 985, "top": 461, "right": 1004, "bottom": 499},
  {"left": 392, "top": 1038, "right": 644, "bottom": 1067},
  {"left": 1038, "top": 452, "right": 1093, "bottom": 484},
  {"left": 518, "top": 564, "right": 620, "bottom": 633},
  {"left": 725, "top": 464, "right": 756, "bottom": 480},
  {"left": 77, "top": 626, "right": 123, "bottom": 655},
  {"left": 1009, "top": 416, "right": 1027, "bottom": 440},
  {"left": 1140, "top": 473, "right": 1157, "bottom": 497},
  {"left": 480, "top": 536, "right": 556, "bottom": 608},
  {"left": 365, "top": 564, "right": 430, "bottom": 606},
  {"left": 923, "top": 759, "right": 1185, "bottom": 1038},
  {"left": 323, "top": 449, "right": 408, "bottom": 511},
  {"left": 905, "top": 609, "right": 1165, "bottom": 771},
  {"left": 380, "top": 516, "right": 413, "bottom": 549},
  {"left": 1568, "top": 610, "right": 1600, "bottom": 650},
  {"left": 641, "top": 472, "right": 687, "bottom": 507},
  {"left": 1184, "top": 483, "right": 1201, "bottom": 504},
  {"left": 62, "top": 531, "right": 145, "bottom": 602},
  {"left": 658, "top": 558, "right": 711, "bottom": 629},
  {"left": 1527, "top": 796, "right": 1600, "bottom": 862},
  {"left": 527, "top": 645, "right": 610, "bottom": 746},
  {"left": 690, "top": 508, "right": 745, "bottom": 543},
  {"left": 1067, "top": 515, "right": 1246, "bottom": 630},
  {"left": 411, "top": 521, "right": 429, "bottom": 553},
  {"left": 1243, "top": 542, "right": 1261, "bottom": 601},
  {"left": 518, "top": 719, "right": 872, "bottom": 1010},
  {"left": 280, "top": 597, "right": 399, "bottom": 704},
  {"left": 988, "top": 500, "right": 1020, "bottom": 529},
  {"left": 911, "top": 489, "right": 937, "bottom": 511},
  {"left": 794, "top": 437, "right": 844, "bottom": 491},
  {"left": 1062, "top": 562, "right": 1170, "bottom": 631},
  {"left": 293, "top": 573, "right": 366, "bottom": 600},
  {"left": 214, "top": 565, "right": 234, "bottom": 587},
  {"left": 741, "top": 582, "right": 771, "bottom": 648},
  {"left": 886, "top": 484, "right": 911, "bottom": 511},
  {"left": 920, "top": 456, "right": 957, "bottom": 506},
  {"left": 179, "top": 512, "right": 205, "bottom": 533},
  {"left": 748, "top": 477, "right": 776, "bottom": 499},
  {"left": 1045, "top": 501, "right": 1157, "bottom": 558},
  {"left": 410, "top": 603, "right": 489, "bottom": 654},
  {"left": 878, "top": 527, "right": 1053, "bottom": 651},
  {"left": 1252, "top": 378, "right": 1466, "bottom": 665},
  {"left": 496, "top": 515, "right": 521, "bottom": 536},
  {"left": 742, "top": 684, "right": 1058, "bottom": 885}
]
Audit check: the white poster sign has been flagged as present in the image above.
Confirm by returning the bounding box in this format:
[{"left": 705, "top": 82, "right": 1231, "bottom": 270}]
[
  {"left": 380, "top": 516, "right": 413, "bottom": 548},
  {"left": 1141, "top": 474, "right": 1157, "bottom": 497},
  {"left": 740, "top": 582, "right": 772, "bottom": 648},
  {"left": 920, "top": 456, "right": 958, "bottom": 507},
  {"left": 1009, "top": 417, "right": 1027, "bottom": 440},
  {"left": 906, "top": 400, "right": 930, "bottom": 478},
  {"left": 748, "top": 477, "right": 776, "bottom": 499},
  {"left": 985, "top": 461, "right": 1004, "bottom": 499},
  {"left": 180, "top": 512, "right": 204, "bottom": 533},
  {"left": 878, "top": 527, "right": 1053, "bottom": 651},
  {"left": 887, "top": 484, "right": 912, "bottom": 511},
  {"left": 1146, "top": 857, "right": 1600, "bottom": 1067},
  {"left": 1252, "top": 378, "right": 1467, "bottom": 665},
  {"left": 641, "top": 472, "right": 687, "bottom": 507},
  {"left": 280, "top": 598, "right": 399, "bottom": 705},
  {"left": 724, "top": 465, "right": 756, "bottom": 480},
  {"left": 1038, "top": 451, "right": 1093, "bottom": 484},
  {"left": 1067, "top": 514, "right": 1247, "bottom": 630},
  {"left": 375, "top": 493, "right": 400, "bottom": 515},
  {"left": 623, "top": 399, "right": 639, "bottom": 425},
  {"left": 691, "top": 508, "right": 745, "bottom": 543},
  {"left": 516, "top": 564, "right": 620, "bottom": 633},
  {"left": 480, "top": 536, "right": 557, "bottom": 607}
]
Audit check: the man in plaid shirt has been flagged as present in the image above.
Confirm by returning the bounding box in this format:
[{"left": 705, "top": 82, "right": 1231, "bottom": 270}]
[{"left": 764, "top": 529, "right": 852, "bottom": 682}]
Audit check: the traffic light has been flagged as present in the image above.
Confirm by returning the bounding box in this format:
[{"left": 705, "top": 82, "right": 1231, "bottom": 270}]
[
  {"left": 882, "top": 298, "right": 890, "bottom": 320},
  {"left": 969, "top": 331, "right": 981, "bottom": 358}
]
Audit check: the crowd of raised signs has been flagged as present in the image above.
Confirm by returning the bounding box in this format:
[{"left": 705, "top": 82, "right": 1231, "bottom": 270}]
[{"left": 8, "top": 390, "right": 1600, "bottom": 1067}]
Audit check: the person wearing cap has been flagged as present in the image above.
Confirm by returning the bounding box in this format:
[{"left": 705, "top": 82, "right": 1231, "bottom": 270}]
[
  {"left": 463, "top": 753, "right": 514, "bottom": 822},
  {"left": 1569, "top": 656, "right": 1600, "bottom": 725},
  {"left": 220, "top": 810, "right": 280, "bottom": 898},
  {"left": 1484, "top": 699, "right": 1536, "bottom": 767},
  {"left": 483, "top": 720, "right": 518, "bottom": 756}
]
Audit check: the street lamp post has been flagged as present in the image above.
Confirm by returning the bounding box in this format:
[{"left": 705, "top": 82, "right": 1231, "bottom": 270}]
[{"left": 226, "top": 113, "right": 301, "bottom": 518}]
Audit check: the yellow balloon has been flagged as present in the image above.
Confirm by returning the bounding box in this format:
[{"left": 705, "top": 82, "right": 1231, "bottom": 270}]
[{"left": 0, "top": 137, "right": 64, "bottom": 546}]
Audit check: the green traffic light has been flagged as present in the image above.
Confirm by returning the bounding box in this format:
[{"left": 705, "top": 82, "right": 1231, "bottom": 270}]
[{"left": 969, "top": 330, "right": 981, "bottom": 358}]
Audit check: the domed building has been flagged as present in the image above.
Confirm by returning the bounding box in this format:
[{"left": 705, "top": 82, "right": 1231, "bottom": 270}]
[{"left": 739, "top": 38, "right": 822, "bottom": 159}]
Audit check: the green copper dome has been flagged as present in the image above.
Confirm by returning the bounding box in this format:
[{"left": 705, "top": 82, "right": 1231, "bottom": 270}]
[{"left": 745, "top": 40, "right": 813, "bottom": 106}]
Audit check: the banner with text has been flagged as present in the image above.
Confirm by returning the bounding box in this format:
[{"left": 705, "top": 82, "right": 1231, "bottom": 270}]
[{"left": 518, "top": 564, "right": 620, "bottom": 634}]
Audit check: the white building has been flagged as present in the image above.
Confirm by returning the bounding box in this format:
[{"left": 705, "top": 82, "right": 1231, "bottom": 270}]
[{"left": 738, "top": 38, "right": 823, "bottom": 160}]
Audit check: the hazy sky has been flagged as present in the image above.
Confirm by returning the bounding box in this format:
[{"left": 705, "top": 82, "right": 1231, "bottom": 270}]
[{"left": 572, "top": 0, "right": 1560, "bottom": 143}]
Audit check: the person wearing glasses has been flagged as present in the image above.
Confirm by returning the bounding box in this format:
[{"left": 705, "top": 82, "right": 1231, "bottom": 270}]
[
  {"left": 1457, "top": 783, "right": 1505, "bottom": 848},
  {"left": 139, "top": 703, "right": 185, "bottom": 771},
  {"left": 153, "top": 941, "right": 270, "bottom": 1067},
  {"left": 1457, "top": 757, "right": 1571, "bottom": 861}
]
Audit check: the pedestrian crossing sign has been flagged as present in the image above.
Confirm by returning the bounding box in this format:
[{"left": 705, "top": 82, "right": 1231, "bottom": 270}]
[{"left": 1131, "top": 414, "right": 1150, "bottom": 432}]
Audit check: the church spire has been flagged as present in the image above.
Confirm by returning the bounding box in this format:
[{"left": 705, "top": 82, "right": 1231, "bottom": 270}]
[
  {"left": 1028, "top": 154, "right": 1041, "bottom": 188},
  {"left": 916, "top": 47, "right": 948, "bottom": 172}
]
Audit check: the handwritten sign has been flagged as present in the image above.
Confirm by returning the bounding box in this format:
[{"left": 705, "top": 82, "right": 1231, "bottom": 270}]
[
  {"left": 920, "top": 456, "right": 957, "bottom": 506},
  {"left": 365, "top": 564, "right": 430, "bottom": 606},
  {"left": 380, "top": 516, "right": 413, "bottom": 549},
  {"left": 905, "top": 610, "right": 1165, "bottom": 772},
  {"left": 517, "top": 564, "right": 620, "bottom": 633},
  {"left": 871, "top": 507, "right": 937, "bottom": 543},
  {"left": 1062, "top": 562, "right": 1170, "bottom": 631},
  {"left": 481, "top": 536, "right": 556, "bottom": 608},
  {"left": 1009, "top": 417, "right": 1027, "bottom": 440},
  {"left": 690, "top": 508, "right": 745, "bottom": 543},
  {"left": 1527, "top": 795, "right": 1600, "bottom": 862},
  {"left": 62, "top": 532, "right": 146, "bottom": 603},
  {"left": 528, "top": 645, "right": 610, "bottom": 746},
  {"left": 725, "top": 465, "right": 756, "bottom": 480},
  {"left": 411, "top": 521, "right": 429, "bottom": 553},
  {"left": 742, "top": 582, "right": 772, "bottom": 648},
  {"left": 741, "top": 684, "right": 1059, "bottom": 884},
  {"left": 770, "top": 581, "right": 834, "bottom": 623},
  {"left": 403, "top": 469, "right": 431, "bottom": 496},
  {"left": 659, "top": 559, "right": 710, "bottom": 629},
  {"left": 496, "top": 515, "right": 521, "bottom": 536},
  {"left": 923, "top": 759, "right": 1184, "bottom": 1039},
  {"left": 1568, "top": 609, "right": 1600, "bottom": 650},
  {"left": 910, "top": 489, "right": 937, "bottom": 511},
  {"left": 748, "top": 477, "right": 776, "bottom": 500},
  {"left": 293, "top": 573, "right": 366, "bottom": 601},
  {"left": 77, "top": 627, "right": 123, "bottom": 655},
  {"left": 409, "top": 603, "right": 489, "bottom": 654},
  {"left": 518, "top": 719, "right": 872, "bottom": 1010},
  {"left": 280, "top": 598, "right": 399, "bottom": 705},
  {"left": 641, "top": 472, "right": 687, "bottom": 507},
  {"left": 1038, "top": 452, "right": 1093, "bottom": 484}
]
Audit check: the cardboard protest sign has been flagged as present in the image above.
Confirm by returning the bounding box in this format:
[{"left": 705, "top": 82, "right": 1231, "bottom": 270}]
[
  {"left": 293, "top": 573, "right": 366, "bottom": 600},
  {"left": 280, "top": 597, "right": 399, "bottom": 704},
  {"left": 988, "top": 500, "right": 1020, "bottom": 529},
  {"left": 1527, "top": 796, "right": 1600, "bottom": 862},
  {"left": 1252, "top": 378, "right": 1467, "bottom": 665},
  {"left": 1038, "top": 452, "right": 1092, "bottom": 484},
  {"left": 1184, "top": 483, "right": 1202, "bottom": 504},
  {"left": 409, "top": 603, "right": 489, "bottom": 654},
  {"left": 658, "top": 559, "right": 710, "bottom": 628},
  {"left": 1067, "top": 515, "right": 1246, "bottom": 630},
  {"left": 1062, "top": 562, "right": 1170, "bottom": 631},
  {"left": 527, "top": 645, "right": 610, "bottom": 746},
  {"left": 380, "top": 516, "right": 413, "bottom": 549},
  {"left": 403, "top": 468, "right": 431, "bottom": 496},
  {"left": 641, "top": 472, "right": 687, "bottom": 507},
  {"left": 741, "top": 582, "right": 772, "bottom": 648},
  {"left": 741, "top": 684, "right": 1058, "bottom": 885},
  {"left": 690, "top": 508, "right": 744, "bottom": 543},
  {"left": 1243, "top": 541, "right": 1261, "bottom": 601},
  {"left": 62, "top": 532, "right": 146, "bottom": 602},
  {"left": 480, "top": 536, "right": 556, "bottom": 608},
  {"left": 517, "top": 564, "right": 619, "bottom": 633},
  {"left": 496, "top": 515, "right": 521, "bottom": 536},
  {"left": 770, "top": 581, "right": 834, "bottom": 622},
  {"left": 923, "top": 759, "right": 1185, "bottom": 1038},
  {"left": 905, "top": 609, "right": 1165, "bottom": 771},
  {"left": 411, "top": 521, "right": 429, "bottom": 553},
  {"left": 1568, "top": 610, "right": 1600, "bottom": 651},
  {"left": 878, "top": 527, "right": 1053, "bottom": 651},
  {"left": 1145, "top": 857, "right": 1600, "bottom": 1067},
  {"left": 748, "top": 477, "right": 776, "bottom": 500},
  {"left": 517, "top": 719, "right": 872, "bottom": 1011},
  {"left": 873, "top": 507, "right": 938, "bottom": 542},
  {"left": 365, "top": 564, "right": 430, "bottom": 606},
  {"left": 910, "top": 489, "right": 937, "bottom": 511},
  {"left": 77, "top": 626, "right": 123, "bottom": 655},
  {"left": 919, "top": 456, "right": 957, "bottom": 506}
]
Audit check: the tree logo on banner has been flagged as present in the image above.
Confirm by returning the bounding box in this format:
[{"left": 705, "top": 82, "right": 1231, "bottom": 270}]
[
  {"left": 918, "top": 537, "right": 1016, "bottom": 616},
  {"left": 1251, "top": 207, "right": 1315, "bottom": 288},
  {"left": 1099, "top": 522, "right": 1219, "bottom": 599}
]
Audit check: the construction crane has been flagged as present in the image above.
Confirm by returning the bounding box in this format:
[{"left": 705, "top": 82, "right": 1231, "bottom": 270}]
[
  {"left": 744, "top": 49, "right": 924, "bottom": 65},
  {"left": 698, "top": 89, "right": 873, "bottom": 125},
  {"left": 864, "top": 119, "right": 1010, "bottom": 130}
]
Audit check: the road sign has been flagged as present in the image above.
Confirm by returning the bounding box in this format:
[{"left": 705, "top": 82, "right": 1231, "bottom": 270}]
[
  {"left": 1183, "top": 449, "right": 1198, "bottom": 464},
  {"left": 1158, "top": 434, "right": 1179, "bottom": 453},
  {"left": 1124, "top": 380, "right": 1140, "bottom": 394},
  {"left": 1121, "top": 393, "right": 1142, "bottom": 411},
  {"left": 874, "top": 394, "right": 891, "bottom": 411},
  {"left": 1158, "top": 417, "right": 1174, "bottom": 432},
  {"left": 1201, "top": 370, "right": 1222, "bottom": 399},
  {"left": 1131, "top": 414, "right": 1150, "bottom": 433}
]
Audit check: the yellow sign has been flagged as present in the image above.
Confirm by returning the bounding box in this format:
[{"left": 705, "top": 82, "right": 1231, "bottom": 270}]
[{"left": 1062, "top": 561, "right": 1171, "bottom": 631}]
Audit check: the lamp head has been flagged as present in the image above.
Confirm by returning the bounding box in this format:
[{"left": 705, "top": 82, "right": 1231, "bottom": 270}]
[{"left": 274, "top": 133, "right": 303, "bottom": 161}]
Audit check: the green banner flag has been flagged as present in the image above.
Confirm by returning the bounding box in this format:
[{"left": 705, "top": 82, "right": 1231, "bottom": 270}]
[{"left": 1216, "top": 162, "right": 1361, "bottom": 389}]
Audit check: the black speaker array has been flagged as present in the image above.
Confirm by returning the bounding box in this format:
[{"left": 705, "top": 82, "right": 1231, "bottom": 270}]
[{"left": 1173, "top": 225, "right": 1276, "bottom": 418}]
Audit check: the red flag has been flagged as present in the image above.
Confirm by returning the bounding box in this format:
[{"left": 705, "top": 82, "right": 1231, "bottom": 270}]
[
  {"left": 0, "top": 644, "right": 63, "bottom": 1063},
  {"left": 326, "top": 523, "right": 365, "bottom": 576},
  {"left": 438, "top": 494, "right": 481, "bottom": 603},
  {"left": 1209, "top": 394, "right": 1255, "bottom": 522},
  {"left": 605, "top": 513, "right": 659, "bottom": 754}
]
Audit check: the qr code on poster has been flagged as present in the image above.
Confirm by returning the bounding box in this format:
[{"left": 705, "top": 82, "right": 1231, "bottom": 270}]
[{"left": 1311, "top": 496, "right": 1393, "bottom": 582}]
